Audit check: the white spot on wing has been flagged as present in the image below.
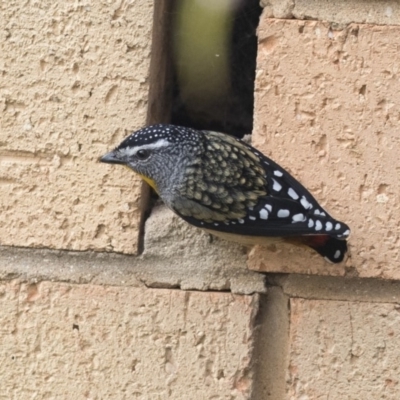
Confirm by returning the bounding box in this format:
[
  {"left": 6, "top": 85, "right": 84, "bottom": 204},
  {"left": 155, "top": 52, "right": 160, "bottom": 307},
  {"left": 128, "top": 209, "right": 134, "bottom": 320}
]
[
  {"left": 264, "top": 204, "right": 272, "bottom": 212},
  {"left": 335, "top": 223, "right": 341, "bottom": 230},
  {"left": 300, "top": 196, "right": 312, "bottom": 210},
  {"left": 259, "top": 209, "right": 269, "bottom": 220},
  {"left": 315, "top": 220, "right": 323, "bottom": 231},
  {"left": 274, "top": 170, "right": 283, "bottom": 177},
  {"left": 325, "top": 222, "right": 333, "bottom": 231},
  {"left": 288, "top": 188, "right": 299, "bottom": 200},
  {"left": 292, "top": 213, "right": 305, "bottom": 222},
  {"left": 308, "top": 219, "right": 314, "bottom": 228},
  {"left": 249, "top": 216, "right": 256, "bottom": 221},
  {"left": 272, "top": 179, "right": 282, "bottom": 192},
  {"left": 334, "top": 250, "right": 341, "bottom": 259},
  {"left": 277, "top": 209, "right": 290, "bottom": 218}
]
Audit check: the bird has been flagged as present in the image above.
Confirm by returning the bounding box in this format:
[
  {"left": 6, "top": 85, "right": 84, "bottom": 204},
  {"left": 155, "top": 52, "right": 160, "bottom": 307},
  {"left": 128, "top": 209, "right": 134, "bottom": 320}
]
[{"left": 100, "top": 124, "right": 350, "bottom": 263}]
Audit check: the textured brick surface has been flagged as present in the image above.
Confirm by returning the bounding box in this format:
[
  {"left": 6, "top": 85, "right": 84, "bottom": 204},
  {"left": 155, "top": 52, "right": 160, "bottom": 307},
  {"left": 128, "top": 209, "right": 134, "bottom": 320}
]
[
  {"left": 261, "top": 0, "right": 400, "bottom": 25},
  {"left": 0, "top": 1, "right": 154, "bottom": 253},
  {"left": 270, "top": 274, "right": 400, "bottom": 304},
  {"left": 288, "top": 299, "right": 400, "bottom": 399},
  {"left": 250, "top": 18, "right": 400, "bottom": 278},
  {"left": 0, "top": 206, "right": 266, "bottom": 295},
  {"left": 0, "top": 281, "right": 257, "bottom": 399}
]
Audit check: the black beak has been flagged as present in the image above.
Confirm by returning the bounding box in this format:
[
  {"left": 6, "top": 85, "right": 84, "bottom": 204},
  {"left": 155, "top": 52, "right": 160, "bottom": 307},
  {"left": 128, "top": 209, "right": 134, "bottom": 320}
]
[{"left": 99, "top": 151, "right": 125, "bottom": 165}]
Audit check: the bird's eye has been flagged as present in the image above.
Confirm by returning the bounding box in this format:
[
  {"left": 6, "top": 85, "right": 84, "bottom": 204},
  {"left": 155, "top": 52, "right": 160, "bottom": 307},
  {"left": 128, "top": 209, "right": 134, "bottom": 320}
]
[{"left": 136, "top": 149, "right": 150, "bottom": 160}]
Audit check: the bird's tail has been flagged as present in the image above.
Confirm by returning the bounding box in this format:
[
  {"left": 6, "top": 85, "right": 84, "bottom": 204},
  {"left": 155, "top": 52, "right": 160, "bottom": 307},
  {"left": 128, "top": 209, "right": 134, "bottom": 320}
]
[
  {"left": 285, "top": 234, "right": 348, "bottom": 263},
  {"left": 305, "top": 235, "right": 348, "bottom": 263}
]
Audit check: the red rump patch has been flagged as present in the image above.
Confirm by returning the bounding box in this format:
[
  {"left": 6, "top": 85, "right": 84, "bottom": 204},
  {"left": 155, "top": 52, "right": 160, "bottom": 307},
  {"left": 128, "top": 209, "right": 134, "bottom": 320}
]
[{"left": 306, "top": 235, "right": 330, "bottom": 248}]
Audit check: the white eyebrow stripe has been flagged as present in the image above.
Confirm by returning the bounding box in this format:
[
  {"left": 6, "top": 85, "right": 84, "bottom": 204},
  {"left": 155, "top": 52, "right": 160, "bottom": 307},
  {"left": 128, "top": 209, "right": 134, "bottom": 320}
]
[{"left": 119, "top": 139, "right": 171, "bottom": 156}]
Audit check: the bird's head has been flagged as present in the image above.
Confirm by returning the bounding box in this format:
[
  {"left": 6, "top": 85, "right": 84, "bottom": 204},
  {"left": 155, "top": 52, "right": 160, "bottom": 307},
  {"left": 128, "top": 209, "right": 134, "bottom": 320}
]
[{"left": 100, "top": 124, "right": 202, "bottom": 194}]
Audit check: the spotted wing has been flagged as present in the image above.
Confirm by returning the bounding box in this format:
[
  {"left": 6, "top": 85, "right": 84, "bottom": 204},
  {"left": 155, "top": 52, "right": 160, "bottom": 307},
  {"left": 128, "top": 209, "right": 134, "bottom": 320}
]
[{"left": 173, "top": 132, "right": 350, "bottom": 239}]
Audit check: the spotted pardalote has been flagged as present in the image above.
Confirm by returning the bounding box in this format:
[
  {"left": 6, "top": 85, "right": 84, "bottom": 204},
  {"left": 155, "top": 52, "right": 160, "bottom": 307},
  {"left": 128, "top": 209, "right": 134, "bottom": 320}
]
[{"left": 100, "top": 124, "right": 350, "bottom": 263}]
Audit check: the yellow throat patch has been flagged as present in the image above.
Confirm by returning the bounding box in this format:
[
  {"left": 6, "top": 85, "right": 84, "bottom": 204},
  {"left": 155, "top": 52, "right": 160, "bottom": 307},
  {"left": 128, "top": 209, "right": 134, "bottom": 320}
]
[
  {"left": 122, "top": 165, "right": 158, "bottom": 193},
  {"left": 141, "top": 175, "right": 158, "bottom": 192}
]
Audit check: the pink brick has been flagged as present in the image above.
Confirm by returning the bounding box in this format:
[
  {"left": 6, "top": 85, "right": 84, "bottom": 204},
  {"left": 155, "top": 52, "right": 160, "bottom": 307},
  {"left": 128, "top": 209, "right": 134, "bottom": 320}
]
[
  {"left": 288, "top": 298, "right": 400, "bottom": 399},
  {"left": 0, "top": 1, "right": 155, "bottom": 253},
  {"left": 0, "top": 281, "right": 257, "bottom": 399}
]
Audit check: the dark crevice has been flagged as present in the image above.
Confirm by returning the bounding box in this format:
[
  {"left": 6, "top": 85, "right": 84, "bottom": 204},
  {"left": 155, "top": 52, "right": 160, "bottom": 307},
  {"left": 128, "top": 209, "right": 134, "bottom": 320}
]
[
  {"left": 137, "top": 182, "right": 159, "bottom": 254},
  {"left": 170, "top": 0, "right": 262, "bottom": 138},
  {"left": 251, "top": 289, "right": 290, "bottom": 400}
]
